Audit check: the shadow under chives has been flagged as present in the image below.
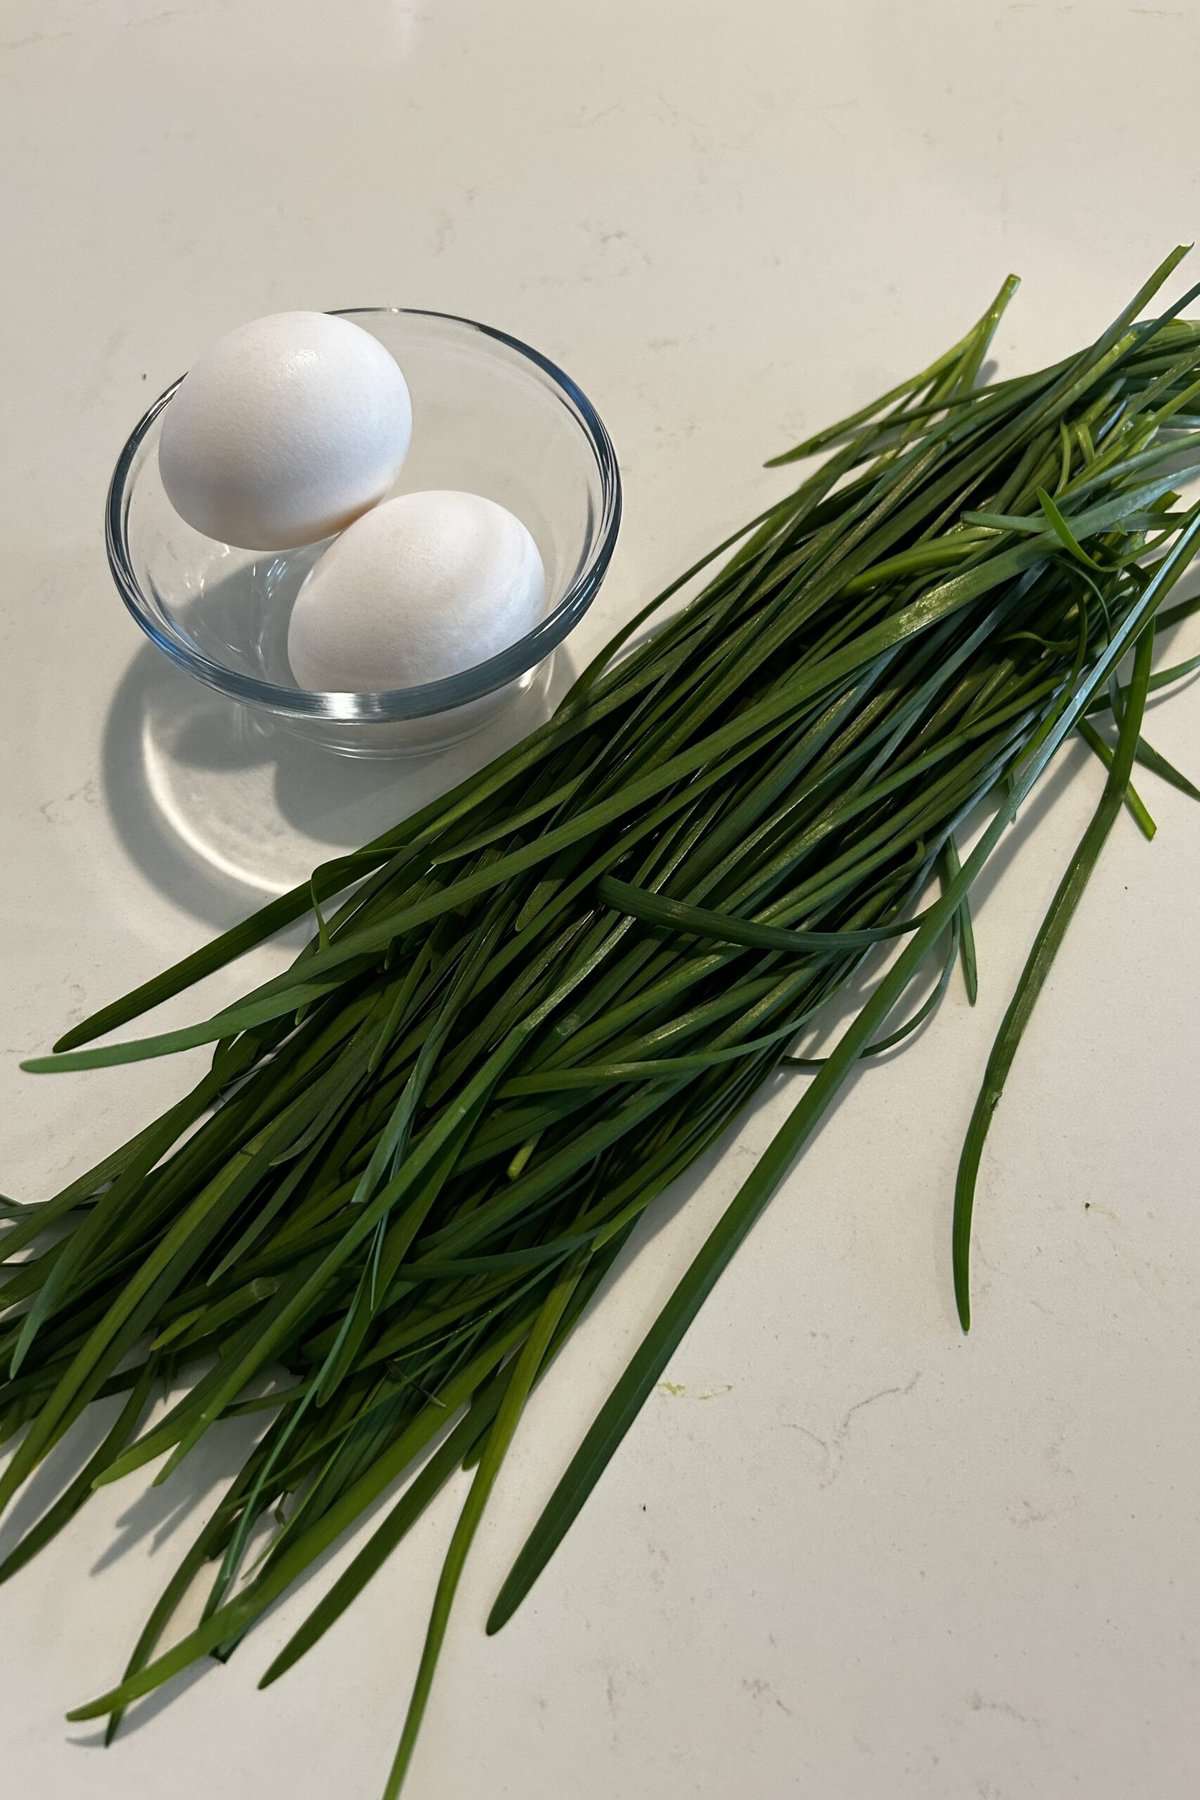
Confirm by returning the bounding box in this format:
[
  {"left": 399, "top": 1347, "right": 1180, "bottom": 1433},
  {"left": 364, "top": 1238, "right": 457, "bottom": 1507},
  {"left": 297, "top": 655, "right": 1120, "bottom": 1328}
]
[
  {"left": 61, "top": 1411, "right": 461, "bottom": 1749},
  {"left": 66, "top": 1659, "right": 214, "bottom": 1748},
  {"left": 87, "top": 1407, "right": 268, "bottom": 1577},
  {"left": 0, "top": 1394, "right": 126, "bottom": 1565}
]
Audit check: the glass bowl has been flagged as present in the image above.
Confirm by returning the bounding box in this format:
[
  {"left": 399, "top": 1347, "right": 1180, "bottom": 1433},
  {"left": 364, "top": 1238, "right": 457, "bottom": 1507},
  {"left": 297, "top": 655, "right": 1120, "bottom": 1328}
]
[{"left": 106, "top": 309, "right": 622, "bottom": 755}]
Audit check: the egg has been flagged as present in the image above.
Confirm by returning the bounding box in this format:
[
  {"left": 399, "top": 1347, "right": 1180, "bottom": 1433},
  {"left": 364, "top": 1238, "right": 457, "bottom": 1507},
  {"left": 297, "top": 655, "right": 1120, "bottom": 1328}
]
[
  {"left": 158, "top": 311, "right": 412, "bottom": 551},
  {"left": 286, "top": 489, "right": 547, "bottom": 693}
]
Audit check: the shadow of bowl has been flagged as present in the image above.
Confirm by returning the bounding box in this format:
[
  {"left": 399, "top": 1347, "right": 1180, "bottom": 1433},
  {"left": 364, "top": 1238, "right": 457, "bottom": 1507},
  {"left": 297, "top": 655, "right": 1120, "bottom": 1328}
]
[{"left": 101, "top": 637, "right": 578, "bottom": 932}]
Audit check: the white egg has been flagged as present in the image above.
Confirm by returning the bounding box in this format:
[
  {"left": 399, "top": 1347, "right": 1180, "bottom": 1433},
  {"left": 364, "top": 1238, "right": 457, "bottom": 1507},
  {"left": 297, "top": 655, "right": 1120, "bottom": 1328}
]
[
  {"left": 158, "top": 311, "right": 412, "bottom": 551},
  {"left": 287, "top": 490, "right": 547, "bottom": 693}
]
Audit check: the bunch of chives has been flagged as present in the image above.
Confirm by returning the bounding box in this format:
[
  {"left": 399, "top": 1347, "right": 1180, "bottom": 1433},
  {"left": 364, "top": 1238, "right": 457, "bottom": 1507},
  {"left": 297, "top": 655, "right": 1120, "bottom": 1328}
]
[{"left": 4, "top": 249, "right": 1200, "bottom": 1797}]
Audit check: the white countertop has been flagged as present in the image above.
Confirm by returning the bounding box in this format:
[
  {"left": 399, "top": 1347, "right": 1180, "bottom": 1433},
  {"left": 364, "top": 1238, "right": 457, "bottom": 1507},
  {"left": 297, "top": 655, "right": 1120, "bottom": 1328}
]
[{"left": 3, "top": 3, "right": 1200, "bottom": 1796}]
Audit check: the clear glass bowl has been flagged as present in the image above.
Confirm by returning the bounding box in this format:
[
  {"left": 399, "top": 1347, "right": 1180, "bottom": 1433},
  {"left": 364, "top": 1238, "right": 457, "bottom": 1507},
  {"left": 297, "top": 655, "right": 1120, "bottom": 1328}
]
[{"left": 106, "top": 309, "right": 622, "bottom": 755}]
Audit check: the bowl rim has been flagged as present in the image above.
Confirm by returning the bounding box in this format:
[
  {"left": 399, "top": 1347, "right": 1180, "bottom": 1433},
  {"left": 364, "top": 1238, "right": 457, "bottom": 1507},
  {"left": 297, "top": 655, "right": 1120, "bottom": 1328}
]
[{"left": 105, "top": 306, "right": 622, "bottom": 721}]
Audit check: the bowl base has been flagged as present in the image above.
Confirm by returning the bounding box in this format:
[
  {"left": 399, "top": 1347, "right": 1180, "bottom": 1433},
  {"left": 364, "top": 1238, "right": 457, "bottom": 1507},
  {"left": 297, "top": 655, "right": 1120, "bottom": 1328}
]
[{"left": 271, "top": 659, "right": 552, "bottom": 759}]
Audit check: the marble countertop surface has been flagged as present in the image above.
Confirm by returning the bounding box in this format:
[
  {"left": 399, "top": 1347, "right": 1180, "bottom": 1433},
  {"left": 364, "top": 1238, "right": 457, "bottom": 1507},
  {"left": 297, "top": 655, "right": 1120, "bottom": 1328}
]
[{"left": 2, "top": 3, "right": 1198, "bottom": 1795}]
